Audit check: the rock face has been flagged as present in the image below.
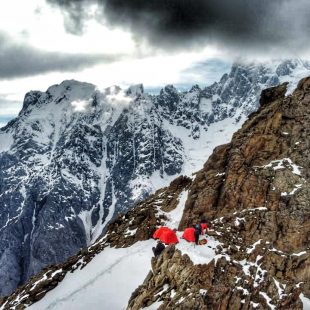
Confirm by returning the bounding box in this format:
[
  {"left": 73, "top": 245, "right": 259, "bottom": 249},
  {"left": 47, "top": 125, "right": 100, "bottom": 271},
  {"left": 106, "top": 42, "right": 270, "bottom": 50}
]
[
  {"left": 127, "top": 78, "right": 310, "bottom": 309},
  {"left": 180, "top": 79, "right": 310, "bottom": 253},
  {"left": 0, "top": 59, "right": 309, "bottom": 296}
]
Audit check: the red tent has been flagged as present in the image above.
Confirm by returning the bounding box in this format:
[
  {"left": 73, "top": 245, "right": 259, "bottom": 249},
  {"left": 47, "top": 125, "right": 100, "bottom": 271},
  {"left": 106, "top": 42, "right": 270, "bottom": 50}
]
[
  {"left": 159, "top": 229, "right": 179, "bottom": 245},
  {"left": 182, "top": 227, "right": 196, "bottom": 242},
  {"left": 153, "top": 226, "right": 170, "bottom": 239}
]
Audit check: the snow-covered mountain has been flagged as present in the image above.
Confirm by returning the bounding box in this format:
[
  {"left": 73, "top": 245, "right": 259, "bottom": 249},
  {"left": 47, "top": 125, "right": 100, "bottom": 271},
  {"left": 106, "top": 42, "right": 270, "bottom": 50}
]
[
  {"left": 0, "top": 59, "right": 309, "bottom": 296},
  {"left": 3, "top": 74, "right": 310, "bottom": 309}
]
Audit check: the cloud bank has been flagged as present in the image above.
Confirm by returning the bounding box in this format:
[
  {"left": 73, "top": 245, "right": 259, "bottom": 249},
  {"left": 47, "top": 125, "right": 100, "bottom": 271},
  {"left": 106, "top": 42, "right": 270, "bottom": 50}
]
[
  {"left": 47, "top": 0, "right": 310, "bottom": 57},
  {"left": 0, "top": 32, "right": 122, "bottom": 80}
]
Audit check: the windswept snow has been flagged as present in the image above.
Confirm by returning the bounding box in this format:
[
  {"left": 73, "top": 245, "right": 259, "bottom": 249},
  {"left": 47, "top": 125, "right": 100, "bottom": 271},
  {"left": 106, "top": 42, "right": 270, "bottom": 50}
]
[
  {"left": 29, "top": 240, "right": 155, "bottom": 310},
  {"left": 176, "top": 234, "right": 219, "bottom": 265},
  {"left": 300, "top": 294, "right": 310, "bottom": 310},
  {"left": 165, "top": 190, "right": 189, "bottom": 229},
  {"left": 0, "top": 130, "right": 14, "bottom": 153},
  {"left": 254, "top": 158, "right": 302, "bottom": 176}
]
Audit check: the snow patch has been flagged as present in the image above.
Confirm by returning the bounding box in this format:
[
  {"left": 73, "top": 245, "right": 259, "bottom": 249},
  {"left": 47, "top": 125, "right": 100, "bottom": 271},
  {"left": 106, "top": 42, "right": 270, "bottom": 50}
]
[
  {"left": 259, "top": 292, "right": 276, "bottom": 310},
  {"left": 165, "top": 190, "right": 189, "bottom": 229},
  {"left": 254, "top": 158, "right": 302, "bottom": 176},
  {"left": 300, "top": 293, "right": 310, "bottom": 310}
]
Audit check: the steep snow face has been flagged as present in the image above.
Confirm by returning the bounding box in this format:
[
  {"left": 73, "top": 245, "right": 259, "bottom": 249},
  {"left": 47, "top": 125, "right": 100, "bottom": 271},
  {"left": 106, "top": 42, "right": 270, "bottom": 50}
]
[{"left": 0, "top": 60, "right": 309, "bottom": 296}]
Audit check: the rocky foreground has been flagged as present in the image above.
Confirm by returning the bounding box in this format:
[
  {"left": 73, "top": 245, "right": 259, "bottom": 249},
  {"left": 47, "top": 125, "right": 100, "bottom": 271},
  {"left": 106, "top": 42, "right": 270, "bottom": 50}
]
[
  {"left": 1, "top": 78, "right": 310, "bottom": 309},
  {"left": 128, "top": 79, "right": 310, "bottom": 309}
]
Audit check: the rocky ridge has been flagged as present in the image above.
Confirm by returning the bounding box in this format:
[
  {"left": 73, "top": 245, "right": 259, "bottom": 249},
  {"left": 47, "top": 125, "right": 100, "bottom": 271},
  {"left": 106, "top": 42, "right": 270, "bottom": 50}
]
[
  {"left": 1, "top": 78, "right": 310, "bottom": 309},
  {"left": 128, "top": 78, "right": 310, "bottom": 309}
]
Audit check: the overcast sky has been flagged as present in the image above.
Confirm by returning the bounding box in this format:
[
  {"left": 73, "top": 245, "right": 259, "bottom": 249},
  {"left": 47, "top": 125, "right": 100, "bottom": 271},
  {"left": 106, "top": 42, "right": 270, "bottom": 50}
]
[{"left": 0, "top": 0, "right": 309, "bottom": 126}]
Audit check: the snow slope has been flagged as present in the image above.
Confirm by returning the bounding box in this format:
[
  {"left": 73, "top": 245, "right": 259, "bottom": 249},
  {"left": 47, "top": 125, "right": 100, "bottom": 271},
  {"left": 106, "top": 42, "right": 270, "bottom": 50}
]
[{"left": 28, "top": 240, "right": 155, "bottom": 310}]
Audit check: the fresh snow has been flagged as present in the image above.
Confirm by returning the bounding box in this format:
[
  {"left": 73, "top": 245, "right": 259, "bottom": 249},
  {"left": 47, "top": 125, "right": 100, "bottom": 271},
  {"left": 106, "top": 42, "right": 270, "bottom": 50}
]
[
  {"left": 176, "top": 234, "right": 219, "bottom": 265},
  {"left": 165, "top": 190, "right": 189, "bottom": 229},
  {"left": 0, "top": 130, "right": 14, "bottom": 153},
  {"left": 254, "top": 158, "right": 302, "bottom": 176},
  {"left": 300, "top": 294, "right": 310, "bottom": 310},
  {"left": 29, "top": 240, "right": 155, "bottom": 310}
]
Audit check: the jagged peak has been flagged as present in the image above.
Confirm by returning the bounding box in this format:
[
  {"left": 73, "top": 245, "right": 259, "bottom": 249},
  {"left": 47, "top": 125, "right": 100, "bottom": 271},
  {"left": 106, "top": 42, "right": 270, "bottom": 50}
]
[
  {"left": 49, "top": 79, "right": 95, "bottom": 91},
  {"left": 22, "top": 90, "right": 43, "bottom": 111},
  {"left": 160, "top": 84, "right": 178, "bottom": 95},
  {"left": 126, "top": 84, "right": 144, "bottom": 97},
  {"left": 189, "top": 84, "right": 201, "bottom": 92},
  {"left": 45, "top": 79, "right": 96, "bottom": 101}
]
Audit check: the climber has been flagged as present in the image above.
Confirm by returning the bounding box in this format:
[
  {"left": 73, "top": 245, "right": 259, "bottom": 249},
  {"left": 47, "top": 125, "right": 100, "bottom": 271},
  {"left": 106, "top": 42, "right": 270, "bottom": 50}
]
[
  {"left": 152, "top": 240, "right": 165, "bottom": 257},
  {"left": 194, "top": 224, "right": 201, "bottom": 245},
  {"left": 200, "top": 219, "right": 208, "bottom": 235}
]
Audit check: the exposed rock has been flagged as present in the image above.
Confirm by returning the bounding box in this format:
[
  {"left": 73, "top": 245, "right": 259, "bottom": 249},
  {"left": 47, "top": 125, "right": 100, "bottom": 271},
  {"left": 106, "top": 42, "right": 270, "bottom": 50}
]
[
  {"left": 128, "top": 78, "right": 310, "bottom": 309},
  {"left": 128, "top": 246, "right": 305, "bottom": 310}
]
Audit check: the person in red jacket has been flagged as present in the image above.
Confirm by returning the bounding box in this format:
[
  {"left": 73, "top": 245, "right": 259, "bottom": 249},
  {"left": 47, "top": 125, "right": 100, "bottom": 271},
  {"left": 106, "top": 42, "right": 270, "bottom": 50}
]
[{"left": 200, "top": 219, "right": 208, "bottom": 235}]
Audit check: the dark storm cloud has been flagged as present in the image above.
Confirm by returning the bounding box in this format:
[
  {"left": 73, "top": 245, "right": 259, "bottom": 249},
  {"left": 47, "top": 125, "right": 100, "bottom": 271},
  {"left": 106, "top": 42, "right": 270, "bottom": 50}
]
[
  {"left": 46, "top": 0, "right": 310, "bottom": 55},
  {"left": 0, "top": 33, "right": 121, "bottom": 79}
]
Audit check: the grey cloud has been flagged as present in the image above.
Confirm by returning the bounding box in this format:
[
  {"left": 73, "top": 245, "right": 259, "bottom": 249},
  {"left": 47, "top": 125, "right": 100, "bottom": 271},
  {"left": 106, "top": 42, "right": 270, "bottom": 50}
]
[
  {"left": 46, "top": 0, "right": 310, "bottom": 56},
  {"left": 0, "top": 33, "right": 121, "bottom": 79}
]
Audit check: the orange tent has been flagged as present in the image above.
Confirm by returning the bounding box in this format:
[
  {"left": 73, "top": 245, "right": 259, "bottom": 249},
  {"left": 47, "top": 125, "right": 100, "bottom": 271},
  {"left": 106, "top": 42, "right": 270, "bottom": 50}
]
[
  {"left": 159, "top": 229, "right": 179, "bottom": 245},
  {"left": 153, "top": 226, "right": 170, "bottom": 239},
  {"left": 182, "top": 227, "right": 196, "bottom": 242}
]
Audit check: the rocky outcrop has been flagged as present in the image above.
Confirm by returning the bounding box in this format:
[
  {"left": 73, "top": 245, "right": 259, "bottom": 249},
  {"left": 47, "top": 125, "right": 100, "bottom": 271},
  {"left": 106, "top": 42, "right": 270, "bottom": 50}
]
[
  {"left": 128, "top": 78, "right": 310, "bottom": 309},
  {"left": 180, "top": 77, "right": 310, "bottom": 253},
  {"left": 105, "top": 175, "right": 192, "bottom": 248},
  {"left": 128, "top": 245, "right": 306, "bottom": 310}
]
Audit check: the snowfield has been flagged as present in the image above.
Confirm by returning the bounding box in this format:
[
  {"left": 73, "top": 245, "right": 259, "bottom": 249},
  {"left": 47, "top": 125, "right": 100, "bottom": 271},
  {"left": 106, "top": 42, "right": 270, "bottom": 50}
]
[
  {"left": 29, "top": 240, "right": 155, "bottom": 310},
  {"left": 28, "top": 237, "right": 221, "bottom": 310}
]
